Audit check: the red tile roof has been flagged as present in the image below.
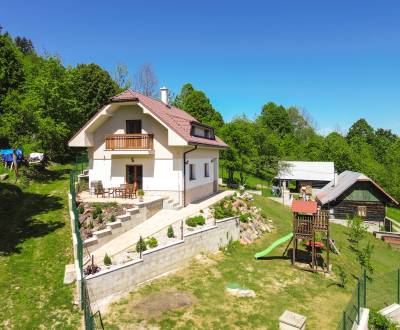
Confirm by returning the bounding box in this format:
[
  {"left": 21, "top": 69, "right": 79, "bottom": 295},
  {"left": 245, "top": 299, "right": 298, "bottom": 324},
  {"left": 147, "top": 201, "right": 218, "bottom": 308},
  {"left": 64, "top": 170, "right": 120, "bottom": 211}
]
[
  {"left": 110, "top": 90, "right": 228, "bottom": 148},
  {"left": 291, "top": 200, "right": 318, "bottom": 214}
]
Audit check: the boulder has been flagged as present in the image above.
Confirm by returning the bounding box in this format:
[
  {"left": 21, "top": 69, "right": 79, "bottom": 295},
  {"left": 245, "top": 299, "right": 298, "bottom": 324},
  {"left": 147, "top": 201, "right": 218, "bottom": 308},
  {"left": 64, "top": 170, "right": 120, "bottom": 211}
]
[{"left": 64, "top": 264, "right": 76, "bottom": 284}]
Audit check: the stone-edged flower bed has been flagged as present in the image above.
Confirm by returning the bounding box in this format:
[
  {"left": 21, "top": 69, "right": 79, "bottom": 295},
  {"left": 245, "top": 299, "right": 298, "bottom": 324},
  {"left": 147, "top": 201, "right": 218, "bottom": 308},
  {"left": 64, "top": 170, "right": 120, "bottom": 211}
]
[
  {"left": 109, "top": 192, "right": 274, "bottom": 268},
  {"left": 209, "top": 192, "right": 274, "bottom": 244},
  {"left": 77, "top": 202, "right": 133, "bottom": 239}
]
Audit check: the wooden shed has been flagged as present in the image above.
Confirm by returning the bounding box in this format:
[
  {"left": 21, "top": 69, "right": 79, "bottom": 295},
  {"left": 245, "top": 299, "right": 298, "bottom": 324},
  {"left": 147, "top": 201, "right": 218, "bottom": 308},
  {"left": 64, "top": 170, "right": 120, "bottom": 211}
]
[{"left": 316, "top": 171, "right": 398, "bottom": 222}]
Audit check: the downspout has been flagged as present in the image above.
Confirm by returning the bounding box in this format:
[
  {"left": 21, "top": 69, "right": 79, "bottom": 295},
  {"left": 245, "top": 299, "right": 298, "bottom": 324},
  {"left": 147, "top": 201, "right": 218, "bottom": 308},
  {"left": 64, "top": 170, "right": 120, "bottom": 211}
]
[{"left": 183, "top": 145, "right": 197, "bottom": 207}]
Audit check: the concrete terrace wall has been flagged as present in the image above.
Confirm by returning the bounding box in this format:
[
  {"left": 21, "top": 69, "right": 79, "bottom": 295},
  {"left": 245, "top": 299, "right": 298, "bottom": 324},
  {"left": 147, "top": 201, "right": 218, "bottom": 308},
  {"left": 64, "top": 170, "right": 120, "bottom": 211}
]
[
  {"left": 85, "top": 216, "right": 240, "bottom": 308},
  {"left": 84, "top": 198, "right": 164, "bottom": 254}
]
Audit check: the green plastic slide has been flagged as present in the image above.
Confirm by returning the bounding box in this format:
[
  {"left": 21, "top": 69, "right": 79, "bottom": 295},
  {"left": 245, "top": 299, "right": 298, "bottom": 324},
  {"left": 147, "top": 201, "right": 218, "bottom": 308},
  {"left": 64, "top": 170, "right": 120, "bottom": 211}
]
[{"left": 254, "top": 232, "right": 293, "bottom": 259}]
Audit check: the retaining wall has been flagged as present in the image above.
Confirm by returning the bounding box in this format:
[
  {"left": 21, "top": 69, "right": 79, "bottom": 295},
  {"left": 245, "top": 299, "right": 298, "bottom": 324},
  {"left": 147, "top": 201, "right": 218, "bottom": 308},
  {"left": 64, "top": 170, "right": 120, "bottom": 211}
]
[
  {"left": 85, "top": 216, "right": 240, "bottom": 308},
  {"left": 83, "top": 198, "right": 164, "bottom": 253}
]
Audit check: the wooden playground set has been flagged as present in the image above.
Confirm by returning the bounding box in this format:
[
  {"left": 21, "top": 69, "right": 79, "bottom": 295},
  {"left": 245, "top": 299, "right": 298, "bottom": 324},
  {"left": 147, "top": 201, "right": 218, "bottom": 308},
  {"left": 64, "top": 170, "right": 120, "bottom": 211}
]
[{"left": 255, "top": 200, "right": 338, "bottom": 273}]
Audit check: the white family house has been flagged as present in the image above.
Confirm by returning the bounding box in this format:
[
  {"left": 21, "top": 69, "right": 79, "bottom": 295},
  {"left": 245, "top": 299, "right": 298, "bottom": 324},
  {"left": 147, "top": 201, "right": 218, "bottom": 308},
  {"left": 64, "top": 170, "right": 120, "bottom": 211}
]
[{"left": 68, "top": 88, "right": 227, "bottom": 206}]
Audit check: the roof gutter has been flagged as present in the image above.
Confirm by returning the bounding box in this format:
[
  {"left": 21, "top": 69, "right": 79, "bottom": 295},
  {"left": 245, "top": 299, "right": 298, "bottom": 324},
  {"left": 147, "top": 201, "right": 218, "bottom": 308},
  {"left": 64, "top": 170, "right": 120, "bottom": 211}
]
[{"left": 183, "top": 145, "right": 197, "bottom": 207}]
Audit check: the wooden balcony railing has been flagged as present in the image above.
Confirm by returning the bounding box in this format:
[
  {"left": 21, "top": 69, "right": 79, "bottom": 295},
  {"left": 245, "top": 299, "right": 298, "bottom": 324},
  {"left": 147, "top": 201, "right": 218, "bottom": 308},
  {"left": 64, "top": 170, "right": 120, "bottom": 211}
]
[{"left": 105, "top": 134, "right": 154, "bottom": 150}]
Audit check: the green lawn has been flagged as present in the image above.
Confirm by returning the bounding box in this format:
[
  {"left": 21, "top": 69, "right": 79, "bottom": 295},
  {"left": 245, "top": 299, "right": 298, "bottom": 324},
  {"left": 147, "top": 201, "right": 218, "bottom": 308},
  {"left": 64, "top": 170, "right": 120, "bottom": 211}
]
[
  {"left": 387, "top": 207, "right": 400, "bottom": 231},
  {"left": 103, "top": 196, "right": 400, "bottom": 330},
  {"left": 0, "top": 164, "right": 80, "bottom": 329},
  {"left": 387, "top": 207, "right": 400, "bottom": 221},
  {"left": 219, "top": 169, "right": 270, "bottom": 190}
]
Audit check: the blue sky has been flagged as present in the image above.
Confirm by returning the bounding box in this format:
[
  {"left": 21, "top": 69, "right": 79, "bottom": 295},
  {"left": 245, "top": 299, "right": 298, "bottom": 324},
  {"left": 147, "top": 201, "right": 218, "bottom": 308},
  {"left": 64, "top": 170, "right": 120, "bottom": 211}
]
[{"left": 2, "top": 0, "right": 400, "bottom": 134}]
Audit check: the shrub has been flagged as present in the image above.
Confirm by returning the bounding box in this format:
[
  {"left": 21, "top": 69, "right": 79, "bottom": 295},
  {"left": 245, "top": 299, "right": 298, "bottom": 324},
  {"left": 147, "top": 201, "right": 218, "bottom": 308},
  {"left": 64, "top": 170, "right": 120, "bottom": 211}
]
[
  {"left": 213, "top": 201, "right": 236, "bottom": 219},
  {"left": 167, "top": 225, "right": 175, "bottom": 238},
  {"left": 186, "top": 215, "right": 206, "bottom": 227},
  {"left": 356, "top": 241, "right": 375, "bottom": 274},
  {"left": 103, "top": 253, "right": 112, "bottom": 266},
  {"left": 97, "top": 213, "right": 104, "bottom": 223},
  {"left": 92, "top": 204, "right": 102, "bottom": 219},
  {"left": 78, "top": 203, "right": 85, "bottom": 214},
  {"left": 109, "top": 214, "right": 116, "bottom": 223},
  {"left": 138, "top": 189, "right": 144, "bottom": 197},
  {"left": 348, "top": 216, "right": 367, "bottom": 244},
  {"left": 239, "top": 213, "right": 251, "bottom": 223},
  {"left": 136, "top": 236, "right": 147, "bottom": 253},
  {"left": 84, "top": 263, "right": 100, "bottom": 275},
  {"left": 369, "top": 309, "right": 397, "bottom": 329},
  {"left": 146, "top": 237, "right": 158, "bottom": 248},
  {"left": 336, "top": 265, "right": 348, "bottom": 288},
  {"left": 87, "top": 221, "right": 94, "bottom": 230}
]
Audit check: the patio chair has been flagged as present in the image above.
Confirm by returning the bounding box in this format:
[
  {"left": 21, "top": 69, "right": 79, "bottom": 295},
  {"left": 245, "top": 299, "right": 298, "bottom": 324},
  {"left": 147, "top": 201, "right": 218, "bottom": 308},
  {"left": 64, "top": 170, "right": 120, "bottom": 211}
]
[
  {"left": 89, "top": 181, "right": 98, "bottom": 195},
  {"left": 126, "top": 184, "right": 136, "bottom": 199},
  {"left": 94, "top": 181, "right": 111, "bottom": 198}
]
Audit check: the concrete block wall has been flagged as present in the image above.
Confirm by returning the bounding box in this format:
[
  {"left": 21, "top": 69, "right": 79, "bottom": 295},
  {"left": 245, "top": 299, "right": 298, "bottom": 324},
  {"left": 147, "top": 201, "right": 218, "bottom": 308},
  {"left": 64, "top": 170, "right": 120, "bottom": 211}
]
[
  {"left": 85, "top": 216, "right": 240, "bottom": 307},
  {"left": 83, "top": 198, "right": 164, "bottom": 253}
]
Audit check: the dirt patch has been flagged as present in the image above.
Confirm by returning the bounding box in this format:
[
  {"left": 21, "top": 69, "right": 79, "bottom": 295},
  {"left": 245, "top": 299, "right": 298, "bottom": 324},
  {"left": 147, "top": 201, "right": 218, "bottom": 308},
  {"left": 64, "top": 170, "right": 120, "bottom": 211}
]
[{"left": 134, "top": 291, "right": 196, "bottom": 319}]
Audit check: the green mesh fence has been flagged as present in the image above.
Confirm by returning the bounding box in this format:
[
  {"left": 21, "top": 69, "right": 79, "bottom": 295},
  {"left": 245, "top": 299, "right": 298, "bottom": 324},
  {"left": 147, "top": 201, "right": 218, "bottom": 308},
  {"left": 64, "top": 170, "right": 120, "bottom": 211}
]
[
  {"left": 337, "top": 268, "right": 400, "bottom": 330},
  {"left": 70, "top": 154, "right": 103, "bottom": 330}
]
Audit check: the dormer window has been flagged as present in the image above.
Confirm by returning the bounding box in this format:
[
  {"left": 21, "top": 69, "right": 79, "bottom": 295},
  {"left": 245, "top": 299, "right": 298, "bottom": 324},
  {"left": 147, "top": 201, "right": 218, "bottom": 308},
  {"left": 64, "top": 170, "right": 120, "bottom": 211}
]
[{"left": 190, "top": 122, "right": 215, "bottom": 140}]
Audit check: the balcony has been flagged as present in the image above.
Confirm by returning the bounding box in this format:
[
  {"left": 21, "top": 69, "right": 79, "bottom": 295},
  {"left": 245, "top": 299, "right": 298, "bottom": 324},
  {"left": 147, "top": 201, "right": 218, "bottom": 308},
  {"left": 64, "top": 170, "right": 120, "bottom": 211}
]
[{"left": 105, "top": 134, "right": 154, "bottom": 151}]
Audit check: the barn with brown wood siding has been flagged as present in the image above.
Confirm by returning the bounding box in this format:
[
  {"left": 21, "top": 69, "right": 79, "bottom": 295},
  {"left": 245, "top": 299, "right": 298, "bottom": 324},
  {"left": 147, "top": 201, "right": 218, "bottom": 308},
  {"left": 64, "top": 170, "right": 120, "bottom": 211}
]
[{"left": 316, "top": 171, "right": 398, "bottom": 222}]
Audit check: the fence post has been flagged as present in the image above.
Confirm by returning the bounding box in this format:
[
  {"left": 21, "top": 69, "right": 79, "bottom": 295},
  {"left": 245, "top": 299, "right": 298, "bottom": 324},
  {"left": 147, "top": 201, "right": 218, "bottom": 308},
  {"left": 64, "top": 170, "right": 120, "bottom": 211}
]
[
  {"left": 363, "top": 269, "right": 367, "bottom": 307},
  {"left": 181, "top": 220, "right": 184, "bottom": 240},
  {"left": 357, "top": 278, "right": 360, "bottom": 324},
  {"left": 342, "top": 311, "right": 346, "bottom": 330},
  {"left": 398, "top": 268, "right": 400, "bottom": 304}
]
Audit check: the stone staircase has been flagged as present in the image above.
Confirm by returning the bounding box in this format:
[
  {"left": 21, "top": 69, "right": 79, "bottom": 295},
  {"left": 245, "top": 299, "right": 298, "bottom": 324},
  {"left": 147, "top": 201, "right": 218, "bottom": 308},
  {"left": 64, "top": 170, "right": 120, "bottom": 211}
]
[{"left": 163, "top": 197, "right": 183, "bottom": 210}]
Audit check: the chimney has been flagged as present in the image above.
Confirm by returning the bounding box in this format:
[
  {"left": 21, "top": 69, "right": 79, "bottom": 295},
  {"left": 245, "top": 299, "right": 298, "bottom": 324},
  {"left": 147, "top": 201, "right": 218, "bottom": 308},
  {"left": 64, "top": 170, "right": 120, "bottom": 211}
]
[{"left": 160, "top": 86, "right": 169, "bottom": 105}]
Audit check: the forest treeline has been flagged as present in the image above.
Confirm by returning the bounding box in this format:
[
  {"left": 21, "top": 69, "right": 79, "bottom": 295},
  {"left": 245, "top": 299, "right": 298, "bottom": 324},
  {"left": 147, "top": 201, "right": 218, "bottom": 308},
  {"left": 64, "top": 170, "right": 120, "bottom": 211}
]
[{"left": 1, "top": 27, "right": 400, "bottom": 200}]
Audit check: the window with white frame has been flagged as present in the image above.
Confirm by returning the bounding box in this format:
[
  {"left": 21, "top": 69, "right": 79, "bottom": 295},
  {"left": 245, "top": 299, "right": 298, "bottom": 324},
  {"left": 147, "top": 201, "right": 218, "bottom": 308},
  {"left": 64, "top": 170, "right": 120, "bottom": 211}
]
[
  {"left": 357, "top": 206, "right": 367, "bottom": 217},
  {"left": 204, "top": 163, "right": 210, "bottom": 177},
  {"left": 189, "top": 164, "right": 196, "bottom": 180}
]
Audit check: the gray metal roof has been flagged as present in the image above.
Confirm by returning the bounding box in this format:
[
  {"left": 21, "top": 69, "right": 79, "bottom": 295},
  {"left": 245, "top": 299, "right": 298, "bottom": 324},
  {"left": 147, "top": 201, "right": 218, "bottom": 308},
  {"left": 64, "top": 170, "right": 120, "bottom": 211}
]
[
  {"left": 275, "top": 161, "right": 335, "bottom": 182},
  {"left": 316, "top": 170, "right": 398, "bottom": 205}
]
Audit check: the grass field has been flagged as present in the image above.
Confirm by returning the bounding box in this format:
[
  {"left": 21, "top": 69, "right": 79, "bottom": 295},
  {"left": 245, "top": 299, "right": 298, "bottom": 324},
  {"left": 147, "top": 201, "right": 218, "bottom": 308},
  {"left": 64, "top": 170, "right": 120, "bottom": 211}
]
[
  {"left": 219, "top": 170, "right": 270, "bottom": 190},
  {"left": 387, "top": 206, "right": 400, "bottom": 222},
  {"left": 0, "top": 165, "right": 80, "bottom": 329},
  {"left": 103, "top": 196, "right": 400, "bottom": 329}
]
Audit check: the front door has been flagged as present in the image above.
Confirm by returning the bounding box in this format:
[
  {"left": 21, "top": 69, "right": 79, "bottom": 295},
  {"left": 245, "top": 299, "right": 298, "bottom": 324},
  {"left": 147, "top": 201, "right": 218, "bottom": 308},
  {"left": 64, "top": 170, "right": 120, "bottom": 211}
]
[{"left": 126, "top": 165, "right": 143, "bottom": 190}]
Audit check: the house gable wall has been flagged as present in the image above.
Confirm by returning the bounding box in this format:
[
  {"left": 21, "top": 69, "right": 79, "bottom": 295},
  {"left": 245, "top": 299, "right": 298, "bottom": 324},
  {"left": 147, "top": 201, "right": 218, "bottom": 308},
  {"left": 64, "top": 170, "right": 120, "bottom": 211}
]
[
  {"left": 326, "top": 182, "right": 389, "bottom": 221},
  {"left": 88, "top": 104, "right": 184, "bottom": 198}
]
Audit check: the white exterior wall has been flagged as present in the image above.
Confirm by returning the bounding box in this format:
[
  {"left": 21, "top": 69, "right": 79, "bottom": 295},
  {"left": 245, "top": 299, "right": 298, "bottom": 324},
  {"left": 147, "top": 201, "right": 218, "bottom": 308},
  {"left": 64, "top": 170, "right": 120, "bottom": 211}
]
[
  {"left": 184, "top": 147, "right": 219, "bottom": 204},
  {"left": 86, "top": 103, "right": 221, "bottom": 204},
  {"left": 88, "top": 104, "right": 183, "bottom": 201}
]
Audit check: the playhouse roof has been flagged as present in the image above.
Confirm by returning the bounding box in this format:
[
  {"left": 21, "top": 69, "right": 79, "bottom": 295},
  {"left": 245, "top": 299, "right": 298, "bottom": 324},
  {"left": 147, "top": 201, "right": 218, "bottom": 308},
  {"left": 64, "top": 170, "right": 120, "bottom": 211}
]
[{"left": 291, "top": 200, "right": 318, "bottom": 214}]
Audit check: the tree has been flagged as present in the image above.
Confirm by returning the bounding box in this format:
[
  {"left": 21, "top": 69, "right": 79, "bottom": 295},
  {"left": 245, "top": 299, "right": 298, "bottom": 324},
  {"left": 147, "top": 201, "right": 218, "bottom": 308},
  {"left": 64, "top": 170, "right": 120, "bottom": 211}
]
[
  {"left": 113, "top": 63, "right": 131, "bottom": 90},
  {"left": 172, "top": 83, "right": 224, "bottom": 128},
  {"left": 257, "top": 102, "right": 293, "bottom": 136},
  {"left": 219, "top": 117, "right": 256, "bottom": 185},
  {"left": 0, "top": 34, "right": 24, "bottom": 106},
  {"left": 133, "top": 63, "right": 158, "bottom": 97},
  {"left": 346, "top": 118, "right": 375, "bottom": 144},
  {"left": 69, "top": 63, "right": 119, "bottom": 125},
  {"left": 14, "top": 36, "right": 34, "bottom": 54},
  {"left": 321, "top": 132, "right": 355, "bottom": 173}
]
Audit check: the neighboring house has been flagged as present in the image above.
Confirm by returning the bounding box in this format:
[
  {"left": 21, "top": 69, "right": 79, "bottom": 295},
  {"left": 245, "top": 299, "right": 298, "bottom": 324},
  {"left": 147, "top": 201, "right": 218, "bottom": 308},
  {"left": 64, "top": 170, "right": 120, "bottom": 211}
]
[
  {"left": 316, "top": 171, "right": 398, "bottom": 221},
  {"left": 68, "top": 88, "right": 227, "bottom": 206},
  {"left": 275, "top": 161, "right": 335, "bottom": 191}
]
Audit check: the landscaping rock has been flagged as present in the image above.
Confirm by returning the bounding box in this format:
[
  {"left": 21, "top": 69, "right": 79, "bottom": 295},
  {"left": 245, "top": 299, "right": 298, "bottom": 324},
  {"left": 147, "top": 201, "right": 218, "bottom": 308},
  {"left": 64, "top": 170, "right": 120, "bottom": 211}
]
[
  {"left": 0, "top": 173, "right": 9, "bottom": 180},
  {"left": 64, "top": 264, "right": 76, "bottom": 284},
  {"left": 226, "top": 287, "right": 256, "bottom": 297}
]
